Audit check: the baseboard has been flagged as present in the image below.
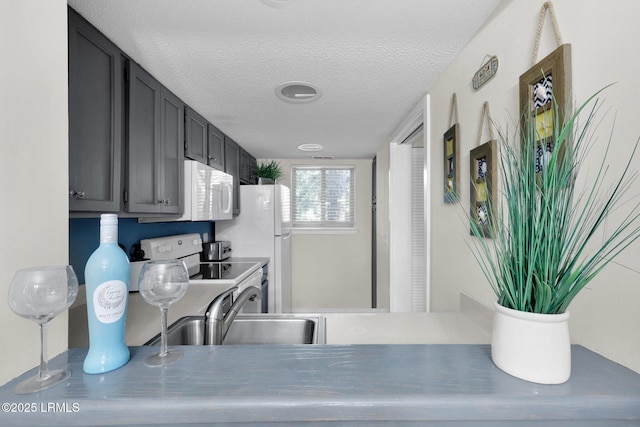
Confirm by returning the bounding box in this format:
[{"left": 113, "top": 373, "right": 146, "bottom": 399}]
[{"left": 460, "top": 292, "right": 493, "bottom": 334}]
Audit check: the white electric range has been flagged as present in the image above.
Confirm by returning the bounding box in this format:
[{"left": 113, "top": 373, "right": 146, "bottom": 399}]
[{"left": 131, "top": 234, "right": 265, "bottom": 313}]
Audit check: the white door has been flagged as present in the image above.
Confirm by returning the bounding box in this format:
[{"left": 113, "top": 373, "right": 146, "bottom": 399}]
[{"left": 389, "top": 94, "right": 431, "bottom": 312}]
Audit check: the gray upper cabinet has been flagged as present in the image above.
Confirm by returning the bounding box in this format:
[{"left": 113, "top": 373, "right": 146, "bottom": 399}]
[
  {"left": 68, "top": 8, "right": 122, "bottom": 212},
  {"left": 225, "top": 136, "right": 241, "bottom": 215},
  {"left": 207, "top": 123, "right": 225, "bottom": 171},
  {"left": 125, "top": 61, "right": 184, "bottom": 214},
  {"left": 249, "top": 156, "right": 257, "bottom": 184},
  {"left": 240, "top": 147, "right": 258, "bottom": 184},
  {"left": 185, "top": 107, "right": 208, "bottom": 164},
  {"left": 69, "top": 8, "right": 253, "bottom": 217},
  {"left": 186, "top": 109, "right": 225, "bottom": 171}
]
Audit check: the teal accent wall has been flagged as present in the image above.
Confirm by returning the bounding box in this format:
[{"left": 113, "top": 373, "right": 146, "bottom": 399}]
[{"left": 69, "top": 218, "right": 213, "bottom": 283}]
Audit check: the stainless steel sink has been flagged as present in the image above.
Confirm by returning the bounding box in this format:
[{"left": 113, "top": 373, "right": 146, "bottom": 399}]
[{"left": 145, "top": 315, "right": 326, "bottom": 345}]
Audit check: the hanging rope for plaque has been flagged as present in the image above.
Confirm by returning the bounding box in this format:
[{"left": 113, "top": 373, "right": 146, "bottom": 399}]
[
  {"left": 531, "top": 1, "right": 563, "bottom": 65},
  {"left": 477, "top": 101, "right": 496, "bottom": 146},
  {"left": 449, "top": 93, "right": 459, "bottom": 127}
]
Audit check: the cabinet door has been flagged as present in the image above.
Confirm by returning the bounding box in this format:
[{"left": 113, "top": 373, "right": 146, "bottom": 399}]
[
  {"left": 224, "top": 136, "right": 241, "bottom": 215},
  {"left": 207, "top": 123, "right": 225, "bottom": 171},
  {"left": 240, "top": 149, "right": 258, "bottom": 184},
  {"left": 160, "top": 88, "right": 185, "bottom": 214},
  {"left": 126, "top": 62, "right": 184, "bottom": 214},
  {"left": 239, "top": 148, "right": 250, "bottom": 184},
  {"left": 126, "top": 61, "right": 162, "bottom": 213},
  {"left": 185, "top": 107, "right": 208, "bottom": 164},
  {"left": 68, "top": 8, "right": 122, "bottom": 212},
  {"left": 249, "top": 154, "right": 258, "bottom": 184}
]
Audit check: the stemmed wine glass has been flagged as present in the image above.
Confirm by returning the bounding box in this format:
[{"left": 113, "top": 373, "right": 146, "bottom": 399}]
[
  {"left": 8, "top": 266, "right": 79, "bottom": 394},
  {"left": 138, "top": 260, "right": 190, "bottom": 367}
]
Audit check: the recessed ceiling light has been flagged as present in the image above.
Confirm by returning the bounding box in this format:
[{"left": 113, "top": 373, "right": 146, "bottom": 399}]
[
  {"left": 275, "top": 82, "right": 322, "bottom": 104},
  {"left": 297, "top": 144, "right": 324, "bottom": 152},
  {"left": 260, "top": 0, "right": 295, "bottom": 8}
]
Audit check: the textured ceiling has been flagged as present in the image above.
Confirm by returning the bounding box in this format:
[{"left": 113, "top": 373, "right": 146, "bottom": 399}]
[{"left": 68, "top": 0, "right": 503, "bottom": 159}]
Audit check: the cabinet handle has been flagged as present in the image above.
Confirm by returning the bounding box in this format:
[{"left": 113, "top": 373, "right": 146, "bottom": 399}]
[
  {"left": 157, "top": 199, "right": 165, "bottom": 205},
  {"left": 164, "top": 199, "right": 170, "bottom": 205},
  {"left": 69, "top": 190, "right": 85, "bottom": 199},
  {"left": 157, "top": 199, "right": 171, "bottom": 205},
  {"left": 208, "top": 155, "right": 216, "bottom": 161}
]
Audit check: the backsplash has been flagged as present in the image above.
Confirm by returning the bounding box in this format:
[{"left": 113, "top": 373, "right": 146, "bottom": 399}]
[{"left": 69, "top": 218, "right": 214, "bottom": 284}]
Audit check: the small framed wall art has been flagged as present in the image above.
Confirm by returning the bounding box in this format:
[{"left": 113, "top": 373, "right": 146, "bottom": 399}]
[
  {"left": 443, "top": 123, "right": 459, "bottom": 203},
  {"left": 519, "top": 44, "right": 572, "bottom": 174},
  {"left": 469, "top": 140, "right": 497, "bottom": 237}
]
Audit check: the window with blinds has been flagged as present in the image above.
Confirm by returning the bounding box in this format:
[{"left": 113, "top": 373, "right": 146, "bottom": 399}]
[{"left": 291, "top": 165, "right": 355, "bottom": 229}]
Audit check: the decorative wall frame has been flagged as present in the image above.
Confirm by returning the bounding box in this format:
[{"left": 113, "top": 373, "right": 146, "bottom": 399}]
[
  {"left": 472, "top": 55, "right": 499, "bottom": 91},
  {"left": 444, "top": 93, "right": 460, "bottom": 203},
  {"left": 470, "top": 140, "right": 497, "bottom": 237},
  {"left": 443, "top": 123, "right": 459, "bottom": 203},
  {"left": 519, "top": 45, "right": 572, "bottom": 174}
]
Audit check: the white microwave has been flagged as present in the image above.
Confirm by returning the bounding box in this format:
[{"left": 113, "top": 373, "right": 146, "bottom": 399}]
[{"left": 139, "top": 160, "right": 233, "bottom": 223}]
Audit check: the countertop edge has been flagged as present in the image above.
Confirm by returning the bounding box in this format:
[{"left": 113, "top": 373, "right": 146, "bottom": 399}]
[{"left": 1, "top": 345, "right": 639, "bottom": 426}]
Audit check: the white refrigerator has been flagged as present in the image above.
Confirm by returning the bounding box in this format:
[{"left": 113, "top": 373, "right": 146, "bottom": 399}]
[{"left": 216, "top": 184, "right": 291, "bottom": 313}]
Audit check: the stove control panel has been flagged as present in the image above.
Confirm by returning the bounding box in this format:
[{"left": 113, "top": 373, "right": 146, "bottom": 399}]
[{"left": 140, "top": 233, "right": 202, "bottom": 261}]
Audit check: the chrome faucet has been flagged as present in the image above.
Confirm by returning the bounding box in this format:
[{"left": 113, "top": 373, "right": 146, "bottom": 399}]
[{"left": 204, "top": 285, "right": 262, "bottom": 345}]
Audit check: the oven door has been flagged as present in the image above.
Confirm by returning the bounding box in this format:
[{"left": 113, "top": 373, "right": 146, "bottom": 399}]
[{"left": 234, "top": 268, "right": 264, "bottom": 314}]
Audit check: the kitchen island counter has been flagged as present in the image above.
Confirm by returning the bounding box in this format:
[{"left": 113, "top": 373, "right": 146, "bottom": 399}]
[{"left": 1, "top": 344, "right": 639, "bottom": 426}]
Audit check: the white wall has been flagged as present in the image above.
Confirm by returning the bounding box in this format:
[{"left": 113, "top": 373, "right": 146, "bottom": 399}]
[
  {"left": 0, "top": 0, "right": 69, "bottom": 385},
  {"left": 428, "top": 0, "right": 640, "bottom": 372},
  {"left": 271, "top": 159, "right": 372, "bottom": 311}
]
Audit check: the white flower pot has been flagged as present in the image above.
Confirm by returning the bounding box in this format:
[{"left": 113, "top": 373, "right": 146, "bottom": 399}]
[{"left": 491, "top": 301, "right": 571, "bottom": 384}]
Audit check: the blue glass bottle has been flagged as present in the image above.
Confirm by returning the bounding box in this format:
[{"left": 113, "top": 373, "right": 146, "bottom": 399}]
[{"left": 83, "top": 214, "right": 130, "bottom": 374}]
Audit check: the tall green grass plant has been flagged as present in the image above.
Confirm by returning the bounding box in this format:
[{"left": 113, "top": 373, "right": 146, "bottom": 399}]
[{"left": 469, "top": 88, "right": 640, "bottom": 314}]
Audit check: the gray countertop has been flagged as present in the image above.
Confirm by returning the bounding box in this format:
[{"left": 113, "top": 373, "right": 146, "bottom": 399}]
[{"left": 1, "top": 344, "right": 639, "bottom": 426}]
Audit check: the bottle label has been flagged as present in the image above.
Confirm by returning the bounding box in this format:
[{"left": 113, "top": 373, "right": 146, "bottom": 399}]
[{"left": 93, "top": 280, "right": 127, "bottom": 324}]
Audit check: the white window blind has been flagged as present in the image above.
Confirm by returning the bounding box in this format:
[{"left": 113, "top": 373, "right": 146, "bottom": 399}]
[
  {"left": 411, "top": 148, "right": 426, "bottom": 312},
  {"left": 291, "top": 165, "right": 355, "bottom": 228}
]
